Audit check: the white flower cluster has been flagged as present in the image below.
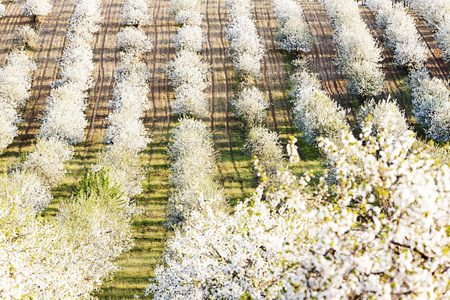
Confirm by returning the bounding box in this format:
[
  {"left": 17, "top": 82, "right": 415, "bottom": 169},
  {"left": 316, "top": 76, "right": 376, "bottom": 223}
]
[
  {"left": 0, "top": 170, "right": 135, "bottom": 299},
  {"left": 146, "top": 184, "right": 313, "bottom": 299},
  {"left": 231, "top": 85, "right": 268, "bottom": 126},
  {"left": 408, "top": 0, "right": 450, "bottom": 62},
  {"left": 271, "top": 0, "right": 313, "bottom": 53},
  {"left": 435, "top": 18, "right": 450, "bottom": 62},
  {"left": 56, "top": 40, "right": 95, "bottom": 90},
  {"left": 3, "top": 0, "right": 101, "bottom": 219},
  {"left": 170, "top": 0, "right": 203, "bottom": 49},
  {"left": 166, "top": 117, "right": 226, "bottom": 227},
  {"left": 223, "top": 0, "right": 282, "bottom": 179},
  {"left": 232, "top": 85, "right": 282, "bottom": 180},
  {"left": 164, "top": 0, "right": 225, "bottom": 228},
  {"left": 3, "top": 136, "right": 72, "bottom": 214},
  {"left": 407, "top": 68, "right": 450, "bottom": 142},
  {"left": 115, "top": 26, "right": 153, "bottom": 55},
  {"left": 290, "top": 67, "right": 348, "bottom": 145},
  {"left": 224, "top": 0, "right": 265, "bottom": 79},
  {"left": 19, "top": 137, "right": 73, "bottom": 189},
  {"left": 0, "top": 2, "right": 143, "bottom": 296},
  {"left": 366, "top": 0, "right": 427, "bottom": 67},
  {"left": 1, "top": 170, "right": 52, "bottom": 214},
  {"left": 40, "top": 0, "right": 101, "bottom": 144},
  {"left": 167, "top": 0, "right": 209, "bottom": 117},
  {"left": 65, "top": 0, "right": 102, "bottom": 43},
  {"left": 244, "top": 126, "right": 284, "bottom": 178},
  {"left": 0, "top": 49, "right": 36, "bottom": 152},
  {"left": 357, "top": 96, "right": 409, "bottom": 139},
  {"left": 99, "top": 27, "right": 152, "bottom": 198},
  {"left": 0, "top": 49, "right": 36, "bottom": 110},
  {"left": 120, "top": 0, "right": 151, "bottom": 27},
  {"left": 21, "top": 0, "right": 52, "bottom": 17},
  {"left": 5, "top": 137, "right": 72, "bottom": 214},
  {"left": 147, "top": 120, "right": 450, "bottom": 299},
  {"left": 167, "top": 50, "right": 210, "bottom": 118},
  {"left": 40, "top": 83, "right": 89, "bottom": 144},
  {"left": 321, "top": 0, "right": 385, "bottom": 96},
  {"left": 234, "top": 90, "right": 282, "bottom": 180},
  {"left": 0, "top": 106, "right": 18, "bottom": 153},
  {"left": 173, "top": 24, "right": 204, "bottom": 52},
  {"left": 170, "top": 0, "right": 202, "bottom": 26},
  {"left": 14, "top": 25, "right": 40, "bottom": 50}
]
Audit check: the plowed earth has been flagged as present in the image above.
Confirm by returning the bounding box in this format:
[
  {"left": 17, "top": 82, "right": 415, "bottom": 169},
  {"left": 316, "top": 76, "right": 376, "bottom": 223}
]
[{"left": 0, "top": 0, "right": 448, "bottom": 298}]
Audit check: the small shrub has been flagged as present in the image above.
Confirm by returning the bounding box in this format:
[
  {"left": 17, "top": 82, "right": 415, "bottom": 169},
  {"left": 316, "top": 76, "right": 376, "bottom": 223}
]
[
  {"left": 14, "top": 25, "right": 40, "bottom": 50},
  {"left": 120, "top": 0, "right": 151, "bottom": 26},
  {"left": 231, "top": 85, "right": 268, "bottom": 126},
  {"left": 21, "top": 0, "right": 52, "bottom": 17},
  {"left": 357, "top": 96, "right": 409, "bottom": 139}
]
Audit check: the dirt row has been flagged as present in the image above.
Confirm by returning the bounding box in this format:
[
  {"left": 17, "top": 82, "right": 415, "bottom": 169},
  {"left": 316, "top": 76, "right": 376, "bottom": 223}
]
[
  {"left": 0, "top": 0, "right": 28, "bottom": 63},
  {"left": 301, "top": 2, "right": 350, "bottom": 107}
]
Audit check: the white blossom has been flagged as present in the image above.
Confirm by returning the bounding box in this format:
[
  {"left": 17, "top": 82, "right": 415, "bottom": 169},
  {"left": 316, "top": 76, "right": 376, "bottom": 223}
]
[
  {"left": 96, "top": 146, "right": 146, "bottom": 198},
  {"left": 357, "top": 96, "right": 409, "bottom": 139},
  {"left": 271, "top": 0, "right": 313, "bottom": 52},
  {"left": 14, "top": 25, "right": 40, "bottom": 50},
  {"left": 408, "top": 0, "right": 450, "bottom": 61},
  {"left": 290, "top": 68, "right": 348, "bottom": 145},
  {"left": 173, "top": 25, "right": 204, "bottom": 52},
  {"left": 40, "top": 0, "right": 101, "bottom": 145},
  {"left": 0, "top": 170, "right": 135, "bottom": 299},
  {"left": 165, "top": 117, "right": 226, "bottom": 226},
  {"left": 39, "top": 83, "right": 88, "bottom": 144},
  {"left": 366, "top": 0, "right": 428, "bottom": 67},
  {"left": 231, "top": 85, "right": 269, "bottom": 126},
  {"left": 115, "top": 27, "right": 153, "bottom": 55},
  {"left": 0, "top": 49, "right": 36, "bottom": 107},
  {"left": 0, "top": 2, "right": 142, "bottom": 297},
  {"left": 0, "top": 49, "right": 36, "bottom": 152},
  {"left": 167, "top": 50, "right": 210, "bottom": 117},
  {"left": 322, "top": 0, "right": 385, "bottom": 96},
  {"left": 120, "top": 0, "right": 150, "bottom": 26},
  {"left": 407, "top": 68, "right": 450, "bottom": 141},
  {"left": 21, "top": 0, "right": 52, "bottom": 16},
  {"left": 0, "top": 4, "right": 5, "bottom": 18},
  {"left": 287, "top": 137, "right": 300, "bottom": 164},
  {"left": 19, "top": 137, "right": 73, "bottom": 188},
  {"left": 224, "top": 0, "right": 265, "bottom": 79},
  {"left": 0, "top": 102, "right": 18, "bottom": 151},
  {"left": 170, "top": 0, "right": 202, "bottom": 26},
  {"left": 55, "top": 38, "right": 95, "bottom": 90},
  {"left": 2, "top": 170, "right": 52, "bottom": 214},
  {"left": 169, "top": 0, "right": 201, "bottom": 16},
  {"left": 104, "top": 62, "right": 151, "bottom": 155},
  {"left": 65, "top": 0, "right": 102, "bottom": 43},
  {"left": 436, "top": 18, "right": 450, "bottom": 62},
  {"left": 147, "top": 121, "right": 450, "bottom": 299},
  {"left": 244, "top": 126, "right": 284, "bottom": 179},
  {"left": 100, "top": 25, "right": 152, "bottom": 198}
]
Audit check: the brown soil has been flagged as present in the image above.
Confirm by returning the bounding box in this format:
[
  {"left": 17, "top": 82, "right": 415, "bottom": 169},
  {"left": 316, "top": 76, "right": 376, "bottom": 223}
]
[
  {"left": 300, "top": 2, "right": 351, "bottom": 109},
  {"left": 0, "top": 0, "right": 27, "bottom": 63}
]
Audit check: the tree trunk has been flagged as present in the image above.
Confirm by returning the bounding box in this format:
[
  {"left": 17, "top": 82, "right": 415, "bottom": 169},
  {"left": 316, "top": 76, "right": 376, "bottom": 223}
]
[{"left": 33, "top": 15, "right": 41, "bottom": 26}]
